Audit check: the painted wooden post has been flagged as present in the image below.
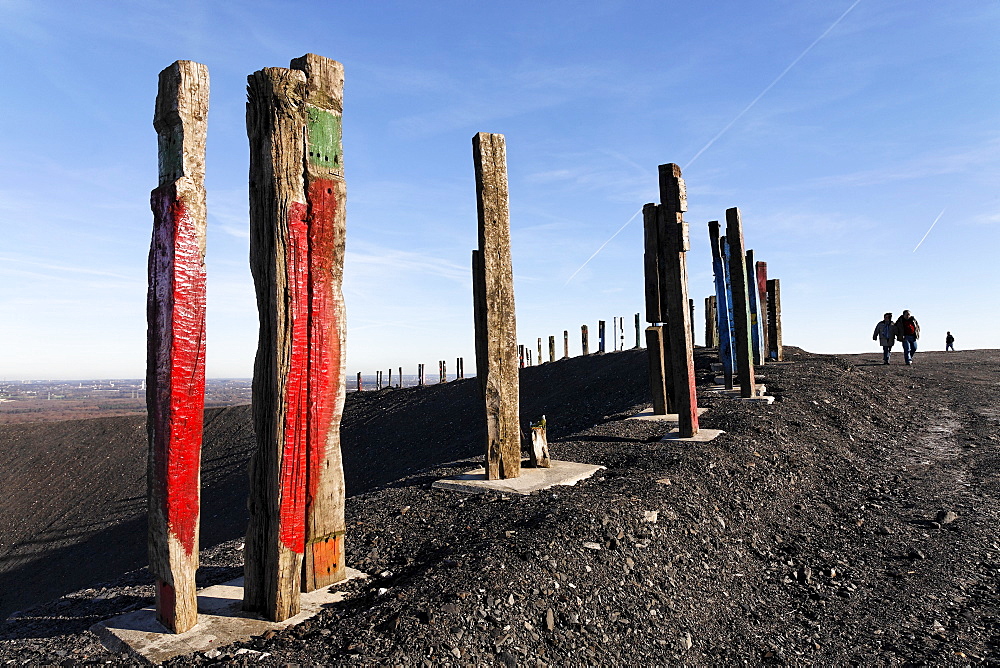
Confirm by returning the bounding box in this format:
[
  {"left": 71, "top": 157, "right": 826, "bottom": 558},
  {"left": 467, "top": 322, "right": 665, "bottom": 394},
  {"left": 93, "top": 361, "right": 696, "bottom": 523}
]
[
  {"left": 439, "top": 360, "right": 447, "bottom": 383},
  {"left": 642, "top": 203, "right": 669, "bottom": 414},
  {"left": 767, "top": 278, "right": 783, "bottom": 361},
  {"left": 708, "top": 221, "right": 735, "bottom": 389},
  {"left": 756, "top": 261, "right": 769, "bottom": 354},
  {"left": 147, "top": 60, "right": 208, "bottom": 635},
  {"left": 619, "top": 316, "right": 625, "bottom": 350},
  {"left": 527, "top": 349, "right": 532, "bottom": 366},
  {"left": 581, "top": 325, "right": 589, "bottom": 355},
  {"left": 655, "top": 164, "right": 698, "bottom": 436},
  {"left": 535, "top": 338, "right": 541, "bottom": 363},
  {"left": 471, "top": 132, "right": 520, "bottom": 480},
  {"left": 705, "top": 296, "right": 719, "bottom": 347},
  {"left": 563, "top": 330, "right": 569, "bottom": 359},
  {"left": 548, "top": 335, "right": 556, "bottom": 363},
  {"left": 725, "top": 207, "right": 756, "bottom": 398},
  {"left": 245, "top": 54, "right": 349, "bottom": 622},
  {"left": 598, "top": 320, "right": 606, "bottom": 352},
  {"left": 418, "top": 363, "right": 425, "bottom": 386},
  {"left": 612, "top": 317, "right": 619, "bottom": 351},
  {"left": 634, "top": 313, "right": 641, "bottom": 348},
  {"left": 745, "top": 249, "right": 764, "bottom": 365},
  {"left": 518, "top": 345, "right": 525, "bottom": 368}
]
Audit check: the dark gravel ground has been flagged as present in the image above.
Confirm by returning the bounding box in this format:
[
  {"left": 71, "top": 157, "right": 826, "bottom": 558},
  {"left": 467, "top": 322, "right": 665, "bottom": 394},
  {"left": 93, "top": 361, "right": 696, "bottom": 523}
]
[{"left": 1, "top": 346, "right": 998, "bottom": 665}]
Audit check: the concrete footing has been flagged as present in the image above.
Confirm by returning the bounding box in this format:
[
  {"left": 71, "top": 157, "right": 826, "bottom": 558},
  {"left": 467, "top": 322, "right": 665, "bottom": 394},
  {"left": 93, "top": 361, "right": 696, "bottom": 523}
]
[
  {"left": 627, "top": 407, "right": 709, "bottom": 421},
  {"left": 91, "top": 569, "right": 367, "bottom": 664},
  {"left": 660, "top": 428, "right": 725, "bottom": 443},
  {"left": 432, "top": 459, "right": 604, "bottom": 496}
]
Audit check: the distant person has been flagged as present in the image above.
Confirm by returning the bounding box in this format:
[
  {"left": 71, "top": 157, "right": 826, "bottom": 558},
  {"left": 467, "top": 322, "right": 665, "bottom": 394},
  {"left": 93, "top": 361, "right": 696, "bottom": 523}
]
[
  {"left": 872, "top": 312, "right": 898, "bottom": 365},
  {"left": 895, "top": 310, "right": 920, "bottom": 365},
  {"left": 946, "top": 331, "right": 955, "bottom": 351}
]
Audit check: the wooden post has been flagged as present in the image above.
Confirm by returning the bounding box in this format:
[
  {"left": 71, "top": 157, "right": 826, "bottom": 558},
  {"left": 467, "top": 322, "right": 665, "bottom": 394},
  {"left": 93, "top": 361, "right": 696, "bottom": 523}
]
[
  {"left": 518, "top": 345, "right": 525, "bottom": 368},
  {"left": 527, "top": 416, "right": 550, "bottom": 468},
  {"left": 745, "top": 249, "right": 764, "bottom": 365},
  {"left": 767, "top": 278, "right": 783, "bottom": 361},
  {"left": 245, "top": 54, "right": 349, "bottom": 622},
  {"left": 398, "top": 367, "right": 402, "bottom": 388},
  {"left": 581, "top": 325, "right": 589, "bottom": 355},
  {"left": 756, "top": 261, "right": 769, "bottom": 354},
  {"left": 387, "top": 368, "right": 392, "bottom": 388},
  {"left": 548, "top": 335, "right": 556, "bottom": 363},
  {"left": 655, "top": 164, "right": 698, "bottom": 436},
  {"left": 708, "top": 221, "right": 735, "bottom": 389},
  {"left": 642, "top": 203, "right": 668, "bottom": 414},
  {"left": 537, "top": 337, "right": 543, "bottom": 363},
  {"left": 471, "top": 132, "right": 520, "bottom": 480},
  {"left": 563, "top": 330, "right": 569, "bottom": 358},
  {"left": 599, "top": 320, "right": 606, "bottom": 352},
  {"left": 418, "top": 363, "right": 425, "bottom": 386},
  {"left": 645, "top": 327, "right": 669, "bottom": 414},
  {"left": 634, "top": 313, "right": 641, "bottom": 348},
  {"left": 688, "top": 298, "right": 696, "bottom": 347},
  {"left": 147, "top": 60, "right": 208, "bottom": 634},
  {"left": 705, "top": 296, "right": 719, "bottom": 347},
  {"left": 457, "top": 357, "right": 464, "bottom": 379},
  {"left": 439, "top": 360, "right": 446, "bottom": 383},
  {"left": 355, "top": 373, "right": 362, "bottom": 391},
  {"left": 527, "top": 349, "right": 532, "bottom": 366},
  {"left": 725, "top": 208, "right": 756, "bottom": 398}
]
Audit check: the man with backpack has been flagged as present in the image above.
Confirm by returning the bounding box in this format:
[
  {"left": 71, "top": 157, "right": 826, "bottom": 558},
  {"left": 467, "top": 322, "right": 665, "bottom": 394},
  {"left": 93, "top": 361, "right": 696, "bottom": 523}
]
[{"left": 895, "top": 310, "right": 920, "bottom": 365}]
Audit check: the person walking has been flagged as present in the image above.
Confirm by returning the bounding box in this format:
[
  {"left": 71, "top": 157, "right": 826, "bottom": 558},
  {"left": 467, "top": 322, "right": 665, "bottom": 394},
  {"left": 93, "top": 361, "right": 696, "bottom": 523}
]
[
  {"left": 895, "top": 310, "right": 920, "bottom": 365},
  {"left": 872, "top": 313, "right": 898, "bottom": 364},
  {"left": 946, "top": 331, "right": 955, "bottom": 351}
]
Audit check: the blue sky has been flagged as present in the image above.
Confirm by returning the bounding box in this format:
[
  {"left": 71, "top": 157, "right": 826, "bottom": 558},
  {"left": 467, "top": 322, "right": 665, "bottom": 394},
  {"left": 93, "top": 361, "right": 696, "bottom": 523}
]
[{"left": 1, "top": 0, "right": 997, "bottom": 379}]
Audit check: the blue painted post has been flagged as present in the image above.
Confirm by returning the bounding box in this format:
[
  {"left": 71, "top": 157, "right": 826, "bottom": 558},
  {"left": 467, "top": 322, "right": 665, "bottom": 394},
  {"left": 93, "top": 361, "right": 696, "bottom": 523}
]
[
  {"left": 745, "top": 249, "right": 765, "bottom": 365},
  {"left": 598, "top": 320, "right": 606, "bottom": 353},
  {"left": 709, "top": 221, "right": 735, "bottom": 389}
]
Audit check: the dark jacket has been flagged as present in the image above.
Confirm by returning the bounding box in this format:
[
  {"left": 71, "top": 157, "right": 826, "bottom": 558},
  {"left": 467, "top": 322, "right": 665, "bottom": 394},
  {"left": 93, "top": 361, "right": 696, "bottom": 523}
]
[{"left": 895, "top": 315, "right": 920, "bottom": 340}]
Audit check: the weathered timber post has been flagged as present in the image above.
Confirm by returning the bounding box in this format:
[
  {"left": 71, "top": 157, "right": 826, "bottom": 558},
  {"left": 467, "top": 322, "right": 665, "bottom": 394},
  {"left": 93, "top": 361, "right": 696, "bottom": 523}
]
[
  {"left": 397, "top": 367, "right": 402, "bottom": 388},
  {"left": 767, "top": 278, "right": 783, "bottom": 361},
  {"left": 756, "top": 261, "right": 769, "bottom": 354},
  {"left": 708, "top": 221, "right": 735, "bottom": 389},
  {"left": 537, "top": 337, "right": 543, "bottom": 363},
  {"left": 527, "top": 349, "right": 532, "bottom": 366},
  {"left": 147, "top": 60, "right": 208, "bottom": 634},
  {"left": 634, "top": 313, "right": 641, "bottom": 348},
  {"left": 745, "top": 249, "right": 764, "bottom": 365},
  {"left": 356, "top": 373, "right": 362, "bottom": 391},
  {"left": 725, "top": 207, "right": 756, "bottom": 398},
  {"left": 645, "top": 327, "right": 669, "bottom": 415},
  {"left": 439, "top": 360, "right": 447, "bottom": 383},
  {"left": 548, "top": 335, "right": 556, "bottom": 363},
  {"left": 642, "top": 202, "right": 670, "bottom": 414},
  {"left": 599, "top": 320, "right": 606, "bottom": 353},
  {"left": 612, "top": 317, "right": 619, "bottom": 351},
  {"left": 688, "top": 299, "right": 696, "bottom": 347},
  {"left": 518, "top": 345, "right": 525, "bottom": 368},
  {"left": 705, "top": 296, "right": 719, "bottom": 347},
  {"left": 376, "top": 370, "right": 382, "bottom": 390},
  {"left": 458, "top": 357, "right": 464, "bottom": 379},
  {"left": 563, "top": 330, "right": 569, "bottom": 359},
  {"left": 655, "top": 164, "right": 698, "bottom": 436},
  {"left": 418, "top": 363, "right": 425, "bottom": 386},
  {"left": 581, "top": 325, "right": 590, "bottom": 355},
  {"left": 528, "top": 416, "right": 550, "bottom": 468},
  {"left": 619, "top": 315, "right": 625, "bottom": 350},
  {"left": 245, "top": 54, "right": 349, "bottom": 622},
  {"left": 471, "top": 132, "right": 520, "bottom": 480},
  {"left": 387, "top": 368, "right": 392, "bottom": 388}
]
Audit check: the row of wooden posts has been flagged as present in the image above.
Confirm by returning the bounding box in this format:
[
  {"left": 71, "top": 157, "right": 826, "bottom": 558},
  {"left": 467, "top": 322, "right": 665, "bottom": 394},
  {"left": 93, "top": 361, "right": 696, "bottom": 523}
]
[{"left": 144, "top": 52, "right": 786, "bottom": 635}]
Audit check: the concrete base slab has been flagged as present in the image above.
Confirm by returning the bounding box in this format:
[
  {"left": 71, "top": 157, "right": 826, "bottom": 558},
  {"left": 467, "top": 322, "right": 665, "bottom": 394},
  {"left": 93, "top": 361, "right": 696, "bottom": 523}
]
[
  {"left": 660, "top": 428, "right": 725, "bottom": 443},
  {"left": 432, "top": 459, "right": 604, "bottom": 496},
  {"left": 91, "top": 569, "right": 367, "bottom": 664},
  {"left": 627, "top": 407, "right": 709, "bottom": 421}
]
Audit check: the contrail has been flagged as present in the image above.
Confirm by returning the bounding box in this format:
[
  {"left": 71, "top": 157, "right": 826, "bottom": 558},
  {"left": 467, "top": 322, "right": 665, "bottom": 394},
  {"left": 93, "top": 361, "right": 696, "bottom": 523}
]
[
  {"left": 564, "top": 1, "right": 862, "bottom": 285},
  {"left": 564, "top": 208, "right": 642, "bottom": 285},
  {"left": 912, "top": 208, "right": 946, "bottom": 253},
  {"left": 684, "top": 0, "right": 863, "bottom": 170}
]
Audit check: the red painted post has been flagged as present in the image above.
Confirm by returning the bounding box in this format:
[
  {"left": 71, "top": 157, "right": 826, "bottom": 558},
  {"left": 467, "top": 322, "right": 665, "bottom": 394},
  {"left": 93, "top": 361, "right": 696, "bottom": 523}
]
[
  {"left": 756, "top": 261, "right": 769, "bottom": 355},
  {"left": 244, "top": 54, "right": 348, "bottom": 622},
  {"left": 147, "top": 60, "right": 209, "bottom": 635}
]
